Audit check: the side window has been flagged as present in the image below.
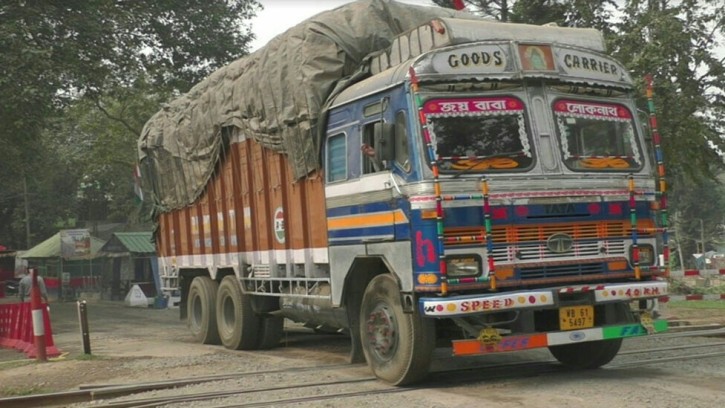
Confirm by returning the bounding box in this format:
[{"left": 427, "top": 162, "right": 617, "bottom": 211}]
[
  {"left": 362, "top": 121, "right": 383, "bottom": 174},
  {"left": 327, "top": 133, "right": 347, "bottom": 182},
  {"left": 394, "top": 111, "right": 410, "bottom": 172}
]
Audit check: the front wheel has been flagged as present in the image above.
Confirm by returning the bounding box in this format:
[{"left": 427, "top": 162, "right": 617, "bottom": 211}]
[
  {"left": 548, "top": 338, "right": 623, "bottom": 369},
  {"left": 359, "top": 274, "right": 435, "bottom": 386}
]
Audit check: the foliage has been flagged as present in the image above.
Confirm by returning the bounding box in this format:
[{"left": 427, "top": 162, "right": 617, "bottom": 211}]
[
  {"left": 668, "top": 277, "right": 725, "bottom": 295},
  {"left": 430, "top": 0, "right": 614, "bottom": 27},
  {"left": 0, "top": 1, "right": 260, "bottom": 249},
  {"left": 671, "top": 175, "right": 725, "bottom": 261},
  {"left": 0, "top": 359, "right": 34, "bottom": 371},
  {"left": 431, "top": 0, "right": 514, "bottom": 21},
  {"left": 55, "top": 77, "right": 174, "bottom": 226},
  {"left": 0, "top": 126, "right": 79, "bottom": 248},
  {"left": 510, "top": 0, "right": 616, "bottom": 30},
  {"left": 667, "top": 300, "right": 725, "bottom": 309},
  {"left": 609, "top": 0, "right": 725, "bottom": 182},
  {"left": 0, "top": 384, "right": 46, "bottom": 397}
]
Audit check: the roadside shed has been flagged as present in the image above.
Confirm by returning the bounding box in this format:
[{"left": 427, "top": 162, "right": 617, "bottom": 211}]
[
  {"left": 20, "top": 231, "right": 108, "bottom": 300},
  {"left": 98, "top": 232, "right": 158, "bottom": 301}
]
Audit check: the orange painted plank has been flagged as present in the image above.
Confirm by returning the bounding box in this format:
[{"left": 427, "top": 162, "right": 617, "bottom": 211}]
[
  {"left": 155, "top": 135, "right": 328, "bottom": 264},
  {"left": 452, "top": 333, "right": 548, "bottom": 356}
]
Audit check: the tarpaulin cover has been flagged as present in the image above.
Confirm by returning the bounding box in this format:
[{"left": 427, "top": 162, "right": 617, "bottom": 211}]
[{"left": 137, "top": 0, "right": 474, "bottom": 211}]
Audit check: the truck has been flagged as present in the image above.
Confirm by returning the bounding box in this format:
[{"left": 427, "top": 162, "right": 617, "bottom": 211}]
[{"left": 138, "top": 0, "right": 669, "bottom": 385}]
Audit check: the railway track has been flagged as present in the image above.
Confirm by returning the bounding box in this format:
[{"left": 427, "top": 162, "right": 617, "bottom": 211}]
[{"left": 1, "top": 327, "right": 724, "bottom": 408}]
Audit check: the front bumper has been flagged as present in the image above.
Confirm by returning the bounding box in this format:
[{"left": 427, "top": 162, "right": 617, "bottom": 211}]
[{"left": 419, "top": 280, "right": 668, "bottom": 317}]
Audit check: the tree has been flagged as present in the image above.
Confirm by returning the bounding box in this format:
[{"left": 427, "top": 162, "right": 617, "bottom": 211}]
[
  {"left": 610, "top": 0, "right": 725, "bottom": 183},
  {"left": 0, "top": 0, "right": 261, "bottom": 249},
  {"left": 431, "top": 0, "right": 513, "bottom": 21},
  {"left": 1, "top": 0, "right": 260, "bottom": 148},
  {"left": 510, "top": 0, "right": 615, "bottom": 30},
  {"left": 432, "top": 0, "right": 615, "bottom": 27},
  {"left": 52, "top": 77, "right": 173, "bottom": 228},
  {"left": 672, "top": 175, "right": 725, "bottom": 266},
  {"left": 0, "top": 126, "right": 80, "bottom": 249}
]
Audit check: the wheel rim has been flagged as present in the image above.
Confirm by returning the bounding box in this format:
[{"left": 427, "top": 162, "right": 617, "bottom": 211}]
[
  {"left": 365, "top": 302, "right": 398, "bottom": 361},
  {"left": 220, "top": 291, "right": 235, "bottom": 335},
  {"left": 190, "top": 292, "right": 202, "bottom": 330}
]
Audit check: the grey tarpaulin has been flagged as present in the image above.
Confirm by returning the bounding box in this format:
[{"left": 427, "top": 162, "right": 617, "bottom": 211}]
[{"left": 137, "top": 0, "right": 476, "bottom": 211}]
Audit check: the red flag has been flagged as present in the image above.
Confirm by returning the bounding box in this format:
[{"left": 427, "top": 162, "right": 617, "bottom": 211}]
[{"left": 453, "top": 0, "right": 466, "bottom": 10}]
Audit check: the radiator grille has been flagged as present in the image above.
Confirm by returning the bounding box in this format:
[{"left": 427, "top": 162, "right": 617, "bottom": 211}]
[
  {"left": 517, "top": 263, "right": 604, "bottom": 280},
  {"left": 490, "top": 240, "right": 626, "bottom": 263},
  {"left": 445, "top": 220, "right": 652, "bottom": 264}
]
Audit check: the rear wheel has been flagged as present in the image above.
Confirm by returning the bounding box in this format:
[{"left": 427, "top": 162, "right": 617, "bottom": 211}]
[
  {"left": 360, "top": 274, "right": 435, "bottom": 385},
  {"left": 188, "top": 276, "right": 220, "bottom": 345},
  {"left": 549, "top": 338, "right": 623, "bottom": 369},
  {"left": 216, "top": 275, "right": 260, "bottom": 350}
]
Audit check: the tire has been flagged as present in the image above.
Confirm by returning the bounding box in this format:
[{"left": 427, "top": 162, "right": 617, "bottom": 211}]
[
  {"left": 216, "top": 275, "right": 260, "bottom": 350},
  {"left": 548, "top": 338, "right": 623, "bottom": 369},
  {"left": 187, "top": 276, "right": 220, "bottom": 345},
  {"left": 549, "top": 303, "right": 630, "bottom": 369},
  {"left": 359, "top": 274, "right": 435, "bottom": 386}
]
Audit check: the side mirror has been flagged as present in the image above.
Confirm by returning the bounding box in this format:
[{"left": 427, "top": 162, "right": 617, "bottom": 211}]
[{"left": 374, "top": 122, "right": 395, "bottom": 163}]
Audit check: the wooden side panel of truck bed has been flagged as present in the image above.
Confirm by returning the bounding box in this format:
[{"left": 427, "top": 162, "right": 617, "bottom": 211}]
[{"left": 156, "top": 138, "right": 328, "bottom": 268}]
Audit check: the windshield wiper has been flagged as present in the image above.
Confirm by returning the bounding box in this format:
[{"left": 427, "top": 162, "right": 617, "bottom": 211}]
[{"left": 449, "top": 151, "right": 523, "bottom": 179}]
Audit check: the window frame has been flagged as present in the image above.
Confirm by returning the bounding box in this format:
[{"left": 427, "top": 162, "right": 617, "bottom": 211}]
[
  {"left": 421, "top": 95, "right": 535, "bottom": 174},
  {"left": 552, "top": 98, "right": 644, "bottom": 173}
]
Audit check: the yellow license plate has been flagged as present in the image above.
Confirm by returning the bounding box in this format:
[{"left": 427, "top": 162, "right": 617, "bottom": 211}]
[{"left": 559, "top": 305, "right": 594, "bottom": 330}]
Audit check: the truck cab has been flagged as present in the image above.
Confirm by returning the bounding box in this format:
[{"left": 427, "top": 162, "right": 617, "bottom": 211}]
[{"left": 321, "top": 18, "right": 668, "bottom": 384}]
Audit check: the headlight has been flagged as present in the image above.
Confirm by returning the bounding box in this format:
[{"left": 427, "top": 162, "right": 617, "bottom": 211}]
[
  {"left": 446, "top": 255, "right": 482, "bottom": 278},
  {"left": 630, "top": 244, "right": 655, "bottom": 266}
]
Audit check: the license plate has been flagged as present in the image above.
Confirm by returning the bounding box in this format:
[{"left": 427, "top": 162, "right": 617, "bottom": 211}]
[{"left": 559, "top": 305, "right": 594, "bottom": 330}]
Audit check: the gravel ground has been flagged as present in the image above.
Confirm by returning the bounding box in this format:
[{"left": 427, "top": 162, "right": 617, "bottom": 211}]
[{"left": 0, "top": 298, "right": 724, "bottom": 407}]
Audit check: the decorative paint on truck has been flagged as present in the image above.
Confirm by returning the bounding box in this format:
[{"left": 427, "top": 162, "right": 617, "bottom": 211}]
[
  {"left": 155, "top": 137, "right": 329, "bottom": 272},
  {"left": 145, "top": 12, "right": 669, "bottom": 386}
]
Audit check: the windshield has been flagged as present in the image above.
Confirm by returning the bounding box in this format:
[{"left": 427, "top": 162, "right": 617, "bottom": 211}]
[
  {"left": 554, "top": 99, "right": 642, "bottom": 171},
  {"left": 423, "top": 97, "right": 533, "bottom": 173}
]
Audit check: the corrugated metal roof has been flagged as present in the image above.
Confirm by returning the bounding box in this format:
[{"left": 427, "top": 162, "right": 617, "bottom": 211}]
[
  {"left": 21, "top": 233, "right": 106, "bottom": 259},
  {"left": 101, "top": 232, "right": 155, "bottom": 255}
]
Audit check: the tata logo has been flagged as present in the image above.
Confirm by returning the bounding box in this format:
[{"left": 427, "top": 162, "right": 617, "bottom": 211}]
[
  {"left": 544, "top": 203, "right": 576, "bottom": 215},
  {"left": 547, "top": 233, "right": 573, "bottom": 253}
]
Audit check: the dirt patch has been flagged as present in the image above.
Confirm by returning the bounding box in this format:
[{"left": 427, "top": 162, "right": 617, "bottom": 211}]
[{"left": 0, "top": 300, "right": 351, "bottom": 397}]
